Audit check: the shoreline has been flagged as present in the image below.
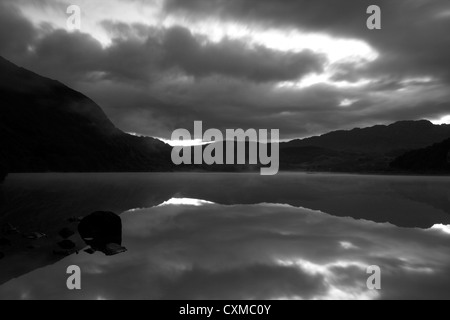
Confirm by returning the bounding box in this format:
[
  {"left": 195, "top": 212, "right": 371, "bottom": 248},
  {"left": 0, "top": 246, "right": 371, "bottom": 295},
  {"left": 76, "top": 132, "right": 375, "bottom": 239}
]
[{"left": 4, "top": 170, "right": 450, "bottom": 178}]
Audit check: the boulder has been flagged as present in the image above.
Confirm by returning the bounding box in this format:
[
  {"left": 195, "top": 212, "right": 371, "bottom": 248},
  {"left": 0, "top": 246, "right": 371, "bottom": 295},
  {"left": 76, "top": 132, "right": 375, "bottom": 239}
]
[
  {"left": 78, "top": 211, "right": 125, "bottom": 255},
  {"left": 24, "top": 232, "right": 46, "bottom": 240}
]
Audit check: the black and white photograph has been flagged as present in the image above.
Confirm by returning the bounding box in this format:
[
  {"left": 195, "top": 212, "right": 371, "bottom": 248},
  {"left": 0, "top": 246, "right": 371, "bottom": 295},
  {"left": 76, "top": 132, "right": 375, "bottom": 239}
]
[{"left": 1, "top": 0, "right": 450, "bottom": 303}]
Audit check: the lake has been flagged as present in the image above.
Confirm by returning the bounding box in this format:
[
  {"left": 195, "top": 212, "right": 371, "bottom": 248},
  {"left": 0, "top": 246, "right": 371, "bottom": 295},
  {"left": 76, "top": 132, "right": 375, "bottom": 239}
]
[{"left": 0, "top": 173, "right": 450, "bottom": 299}]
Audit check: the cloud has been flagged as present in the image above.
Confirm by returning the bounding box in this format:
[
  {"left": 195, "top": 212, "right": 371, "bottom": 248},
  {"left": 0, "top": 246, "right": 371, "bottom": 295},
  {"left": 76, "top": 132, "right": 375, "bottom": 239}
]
[
  {"left": 165, "top": 0, "right": 450, "bottom": 82},
  {"left": 0, "top": 2, "right": 36, "bottom": 58},
  {"left": 22, "top": 22, "right": 326, "bottom": 84},
  {"left": 162, "top": 26, "right": 326, "bottom": 83}
]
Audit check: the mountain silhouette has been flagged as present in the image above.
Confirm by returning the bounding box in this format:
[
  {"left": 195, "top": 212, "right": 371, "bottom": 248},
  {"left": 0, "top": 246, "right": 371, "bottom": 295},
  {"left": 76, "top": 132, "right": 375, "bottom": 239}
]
[
  {"left": 0, "top": 57, "right": 172, "bottom": 173},
  {"left": 279, "top": 121, "right": 450, "bottom": 172},
  {"left": 284, "top": 120, "right": 450, "bottom": 154},
  {"left": 391, "top": 138, "right": 450, "bottom": 172}
]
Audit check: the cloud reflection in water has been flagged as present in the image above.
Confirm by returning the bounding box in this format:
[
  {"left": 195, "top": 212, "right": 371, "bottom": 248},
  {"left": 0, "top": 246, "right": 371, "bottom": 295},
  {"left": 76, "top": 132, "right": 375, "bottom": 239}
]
[{"left": 1, "top": 199, "right": 450, "bottom": 300}]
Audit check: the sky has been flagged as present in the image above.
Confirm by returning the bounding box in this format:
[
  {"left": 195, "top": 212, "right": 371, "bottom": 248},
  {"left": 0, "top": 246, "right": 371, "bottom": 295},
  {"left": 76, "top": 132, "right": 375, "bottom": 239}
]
[{"left": 1, "top": 0, "right": 450, "bottom": 140}]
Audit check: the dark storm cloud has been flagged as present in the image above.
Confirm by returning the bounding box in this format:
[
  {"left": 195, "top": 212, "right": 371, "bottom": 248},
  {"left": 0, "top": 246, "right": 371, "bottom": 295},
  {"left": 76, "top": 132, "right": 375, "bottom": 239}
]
[
  {"left": 162, "top": 26, "right": 325, "bottom": 83},
  {"left": 29, "top": 30, "right": 104, "bottom": 78},
  {"left": 164, "top": 0, "right": 373, "bottom": 33},
  {"left": 96, "top": 23, "right": 327, "bottom": 84},
  {"left": 3, "top": 15, "right": 326, "bottom": 85},
  {"left": 165, "top": 0, "right": 450, "bottom": 82},
  {"left": 0, "top": 2, "right": 36, "bottom": 57}
]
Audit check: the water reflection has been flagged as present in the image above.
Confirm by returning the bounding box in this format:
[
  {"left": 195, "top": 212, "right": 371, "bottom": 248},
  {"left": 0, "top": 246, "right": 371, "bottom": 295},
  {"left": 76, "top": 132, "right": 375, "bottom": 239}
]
[
  {"left": 1, "top": 199, "right": 450, "bottom": 300},
  {"left": 158, "top": 198, "right": 215, "bottom": 207},
  {"left": 1, "top": 173, "right": 450, "bottom": 299}
]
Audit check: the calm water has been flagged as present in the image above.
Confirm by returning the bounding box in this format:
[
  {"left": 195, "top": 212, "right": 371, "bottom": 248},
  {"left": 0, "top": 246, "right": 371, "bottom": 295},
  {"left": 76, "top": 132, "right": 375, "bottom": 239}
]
[{"left": 0, "top": 173, "right": 450, "bottom": 299}]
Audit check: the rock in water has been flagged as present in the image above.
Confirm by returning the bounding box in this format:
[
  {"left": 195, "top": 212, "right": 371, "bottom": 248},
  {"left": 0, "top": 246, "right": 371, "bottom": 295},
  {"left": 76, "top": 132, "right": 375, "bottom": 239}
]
[
  {"left": 104, "top": 243, "right": 128, "bottom": 256},
  {"left": 24, "top": 232, "right": 46, "bottom": 240},
  {"left": 78, "top": 211, "right": 125, "bottom": 255},
  {"left": 78, "top": 211, "right": 122, "bottom": 246}
]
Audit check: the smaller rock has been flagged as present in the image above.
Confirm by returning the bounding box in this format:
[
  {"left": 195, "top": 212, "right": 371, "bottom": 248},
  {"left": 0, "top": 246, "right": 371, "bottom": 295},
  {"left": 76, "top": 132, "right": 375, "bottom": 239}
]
[
  {"left": 24, "top": 232, "right": 46, "bottom": 240},
  {"left": 104, "top": 243, "right": 127, "bottom": 256},
  {"left": 84, "top": 248, "right": 96, "bottom": 255},
  {"left": 58, "top": 228, "right": 75, "bottom": 239}
]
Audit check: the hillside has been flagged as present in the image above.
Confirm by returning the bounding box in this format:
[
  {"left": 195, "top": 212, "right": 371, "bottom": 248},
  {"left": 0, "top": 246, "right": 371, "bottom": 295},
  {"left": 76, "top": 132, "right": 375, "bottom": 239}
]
[
  {"left": 284, "top": 120, "right": 450, "bottom": 154},
  {"left": 391, "top": 138, "right": 450, "bottom": 173},
  {"left": 0, "top": 57, "right": 173, "bottom": 173},
  {"left": 278, "top": 120, "right": 450, "bottom": 173}
]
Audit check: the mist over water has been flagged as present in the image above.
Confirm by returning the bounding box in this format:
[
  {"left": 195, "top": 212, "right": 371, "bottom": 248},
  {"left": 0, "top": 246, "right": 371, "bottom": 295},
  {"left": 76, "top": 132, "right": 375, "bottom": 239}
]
[{"left": 1, "top": 173, "right": 450, "bottom": 299}]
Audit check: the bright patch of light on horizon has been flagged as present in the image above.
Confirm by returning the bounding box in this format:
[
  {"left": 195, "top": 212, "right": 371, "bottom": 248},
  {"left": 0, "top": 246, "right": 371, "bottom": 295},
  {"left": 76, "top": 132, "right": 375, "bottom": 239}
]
[
  {"left": 20, "top": 292, "right": 30, "bottom": 300},
  {"left": 157, "top": 137, "right": 210, "bottom": 147},
  {"left": 127, "top": 132, "right": 146, "bottom": 137},
  {"left": 430, "top": 115, "right": 450, "bottom": 125},
  {"left": 431, "top": 224, "right": 450, "bottom": 235},
  {"left": 158, "top": 198, "right": 215, "bottom": 207}
]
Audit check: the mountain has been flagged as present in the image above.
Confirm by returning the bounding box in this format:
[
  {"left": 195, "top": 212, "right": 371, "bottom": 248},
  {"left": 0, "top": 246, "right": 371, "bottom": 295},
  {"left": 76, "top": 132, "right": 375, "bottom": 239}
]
[
  {"left": 278, "top": 120, "right": 450, "bottom": 173},
  {"left": 0, "top": 57, "right": 173, "bottom": 173},
  {"left": 391, "top": 138, "right": 450, "bottom": 172},
  {"left": 283, "top": 120, "right": 450, "bottom": 154}
]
